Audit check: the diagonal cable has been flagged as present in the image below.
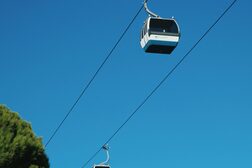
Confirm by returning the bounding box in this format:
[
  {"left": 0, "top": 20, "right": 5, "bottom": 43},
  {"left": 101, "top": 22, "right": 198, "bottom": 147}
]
[
  {"left": 45, "top": 1, "right": 147, "bottom": 148},
  {"left": 80, "top": 0, "right": 238, "bottom": 167}
]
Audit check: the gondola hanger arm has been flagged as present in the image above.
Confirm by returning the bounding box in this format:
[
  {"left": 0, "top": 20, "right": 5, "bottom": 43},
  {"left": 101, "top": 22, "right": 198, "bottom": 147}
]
[
  {"left": 144, "top": 0, "right": 160, "bottom": 18},
  {"left": 99, "top": 144, "right": 110, "bottom": 165}
]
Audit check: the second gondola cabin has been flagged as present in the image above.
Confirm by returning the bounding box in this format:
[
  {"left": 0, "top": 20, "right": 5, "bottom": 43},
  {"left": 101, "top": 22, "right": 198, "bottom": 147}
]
[
  {"left": 140, "top": 17, "right": 180, "bottom": 54},
  {"left": 93, "top": 165, "right": 110, "bottom": 168}
]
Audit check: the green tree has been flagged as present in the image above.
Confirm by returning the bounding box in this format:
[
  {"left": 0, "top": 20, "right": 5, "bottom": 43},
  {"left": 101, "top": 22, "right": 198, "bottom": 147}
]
[{"left": 0, "top": 105, "right": 49, "bottom": 168}]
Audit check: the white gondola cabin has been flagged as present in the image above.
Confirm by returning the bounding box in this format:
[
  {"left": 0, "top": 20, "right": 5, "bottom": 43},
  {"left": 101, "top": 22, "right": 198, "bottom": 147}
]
[
  {"left": 93, "top": 165, "right": 110, "bottom": 168},
  {"left": 140, "top": 17, "right": 180, "bottom": 54}
]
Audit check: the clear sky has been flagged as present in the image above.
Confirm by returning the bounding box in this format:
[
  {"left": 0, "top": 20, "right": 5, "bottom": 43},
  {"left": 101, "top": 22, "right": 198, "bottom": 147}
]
[{"left": 0, "top": 0, "right": 251, "bottom": 168}]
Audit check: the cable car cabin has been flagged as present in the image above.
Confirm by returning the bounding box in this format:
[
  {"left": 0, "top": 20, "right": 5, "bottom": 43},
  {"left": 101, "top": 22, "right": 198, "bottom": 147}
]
[
  {"left": 93, "top": 165, "right": 110, "bottom": 168},
  {"left": 140, "top": 17, "right": 180, "bottom": 54}
]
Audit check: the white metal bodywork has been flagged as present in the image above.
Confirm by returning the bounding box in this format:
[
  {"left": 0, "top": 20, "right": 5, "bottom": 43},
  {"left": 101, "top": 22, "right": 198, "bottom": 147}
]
[{"left": 140, "top": 33, "right": 179, "bottom": 51}]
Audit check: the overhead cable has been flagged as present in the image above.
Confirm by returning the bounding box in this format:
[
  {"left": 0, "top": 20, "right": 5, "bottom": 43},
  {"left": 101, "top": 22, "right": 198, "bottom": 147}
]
[
  {"left": 80, "top": 0, "right": 238, "bottom": 167},
  {"left": 45, "top": 0, "right": 148, "bottom": 147}
]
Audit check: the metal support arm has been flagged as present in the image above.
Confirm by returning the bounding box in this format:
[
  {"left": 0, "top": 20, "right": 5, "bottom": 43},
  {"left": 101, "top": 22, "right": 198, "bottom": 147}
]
[
  {"left": 144, "top": 0, "right": 159, "bottom": 18},
  {"left": 99, "top": 144, "right": 110, "bottom": 165}
]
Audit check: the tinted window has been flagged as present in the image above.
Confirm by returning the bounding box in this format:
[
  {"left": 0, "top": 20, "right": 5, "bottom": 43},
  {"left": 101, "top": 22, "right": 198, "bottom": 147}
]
[
  {"left": 150, "top": 19, "right": 179, "bottom": 34},
  {"left": 141, "top": 28, "right": 143, "bottom": 39},
  {"left": 144, "top": 22, "right": 147, "bottom": 35},
  {"left": 140, "top": 24, "right": 145, "bottom": 40},
  {"left": 94, "top": 166, "right": 110, "bottom": 168},
  {"left": 141, "top": 21, "right": 148, "bottom": 40}
]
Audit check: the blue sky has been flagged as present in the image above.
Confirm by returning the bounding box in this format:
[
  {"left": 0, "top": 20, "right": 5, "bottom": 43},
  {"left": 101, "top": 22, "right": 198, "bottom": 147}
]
[{"left": 0, "top": 0, "right": 252, "bottom": 167}]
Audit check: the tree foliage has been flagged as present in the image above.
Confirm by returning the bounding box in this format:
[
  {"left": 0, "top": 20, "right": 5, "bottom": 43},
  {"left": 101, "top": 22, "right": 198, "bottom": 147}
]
[{"left": 0, "top": 105, "right": 49, "bottom": 168}]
